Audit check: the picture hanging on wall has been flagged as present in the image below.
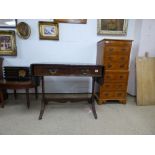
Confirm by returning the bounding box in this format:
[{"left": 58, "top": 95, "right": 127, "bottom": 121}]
[
  {"left": 54, "top": 19, "right": 87, "bottom": 24},
  {"left": 97, "top": 19, "right": 128, "bottom": 35},
  {"left": 0, "top": 30, "right": 17, "bottom": 56},
  {"left": 16, "top": 22, "right": 31, "bottom": 39},
  {"left": 39, "top": 21, "right": 59, "bottom": 40},
  {"left": 0, "top": 19, "right": 17, "bottom": 29}
]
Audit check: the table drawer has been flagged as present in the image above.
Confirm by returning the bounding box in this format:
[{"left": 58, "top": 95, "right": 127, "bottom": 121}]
[
  {"left": 100, "top": 83, "right": 127, "bottom": 91},
  {"left": 31, "top": 64, "right": 103, "bottom": 77},
  {"left": 104, "top": 71, "right": 128, "bottom": 82}
]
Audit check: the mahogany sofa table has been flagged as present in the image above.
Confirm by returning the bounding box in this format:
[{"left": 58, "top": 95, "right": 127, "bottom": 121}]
[{"left": 31, "top": 63, "right": 104, "bottom": 120}]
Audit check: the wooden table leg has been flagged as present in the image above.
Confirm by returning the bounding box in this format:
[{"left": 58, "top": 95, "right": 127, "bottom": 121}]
[
  {"left": 91, "top": 77, "right": 97, "bottom": 119},
  {"left": 39, "top": 76, "right": 46, "bottom": 120},
  {"left": 26, "top": 89, "right": 30, "bottom": 109},
  {"left": 34, "top": 86, "right": 38, "bottom": 100},
  {"left": 39, "top": 99, "right": 46, "bottom": 120},
  {"left": 14, "top": 89, "right": 17, "bottom": 99},
  {"left": 0, "top": 90, "right": 4, "bottom": 108}
]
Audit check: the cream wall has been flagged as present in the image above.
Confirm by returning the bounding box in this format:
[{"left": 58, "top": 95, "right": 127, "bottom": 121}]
[
  {"left": 1, "top": 19, "right": 141, "bottom": 94},
  {"left": 138, "top": 19, "right": 155, "bottom": 57},
  {"left": 128, "top": 19, "right": 155, "bottom": 96}
]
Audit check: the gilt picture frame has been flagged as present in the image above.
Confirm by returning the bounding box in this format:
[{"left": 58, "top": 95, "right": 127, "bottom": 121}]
[
  {"left": 0, "top": 30, "right": 17, "bottom": 56},
  {"left": 0, "top": 19, "right": 17, "bottom": 29},
  {"left": 39, "top": 21, "right": 59, "bottom": 40},
  {"left": 54, "top": 19, "right": 87, "bottom": 24},
  {"left": 97, "top": 19, "right": 128, "bottom": 35}
]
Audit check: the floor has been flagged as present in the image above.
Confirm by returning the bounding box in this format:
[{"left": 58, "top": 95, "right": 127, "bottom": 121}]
[{"left": 0, "top": 94, "right": 155, "bottom": 135}]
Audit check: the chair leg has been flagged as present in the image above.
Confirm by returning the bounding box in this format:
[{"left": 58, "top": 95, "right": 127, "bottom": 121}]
[
  {"left": 14, "top": 89, "right": 17, "bottom": 99},
  {"left": 35, "top": 86, "right": 38, "bottom": 100},
  {"left": 26, "top": 89, "right": 30, "bottom": 109}
]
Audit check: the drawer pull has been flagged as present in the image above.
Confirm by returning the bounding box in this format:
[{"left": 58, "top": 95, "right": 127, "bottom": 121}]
[
  {"left": 117, "top": 93, "right": 122, "bottom": 97},
  {"left": 109, "top": 48, "right": 114, "bottom": 52},
  {"left": 49, "top": 69, "right": 57, "bottom": 75},
  {"left": 105, "top": 93, "right": 109, "bottom": 96},
  {"left": 108, "top": 57, "right": 113, "bottom": 60},
  {"left": 107, "top": 64, "right": 112, "bottom": 68},
  {"left": 81, "top": 69, "right": 89, "bottom": 75},
  {"left": 120, "top": 65, "right": 125, "bottom": 68},
  {"left": 121, "top": 48, "right": 126, "bottom": 52},
  {"left": 120, "top": 57, "right": 125, "bottom": 60},
  {"left": 106, "top": 76, "right": 110, "bottom": 79}
]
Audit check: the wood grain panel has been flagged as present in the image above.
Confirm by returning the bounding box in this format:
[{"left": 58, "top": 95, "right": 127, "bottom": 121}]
[{"left": 136, "top": 57, "right": 155, "bottom": 105}]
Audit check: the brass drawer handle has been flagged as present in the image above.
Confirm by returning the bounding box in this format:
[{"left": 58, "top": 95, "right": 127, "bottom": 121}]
[
  {"left": 119, "top": 75, "right": 124, "bottom": 79},
  {"left": 107, "top": 64, "right": 112, "bottom": 68},
  {"left": 120, "top": 65, "right": 125, "bottom": 68},
  {"left": 49, "top": 69, "right": 57, "bottom": 75},
  {"left": 81, "top": 69, "right": 90, "bottom": 75},
  {"left": 120, "top": 57, "right": 125, "bottom": 60},
  {"left": 109, "top": 48, "right": 114, "bottom": 52},
  {"left": 121, "top": 48, "right": 127, "bottom": 52},
  {"left": 108, "top": 57, "right": 113, "bottom": 60},
  {"left": 105, "top": 93, "right": 109, "bottom": 96},
  {"left": 106, "top": 75, "right": 111, "bottom": 79},
  {"left": 117, "top": 93, "right": 122, "bottom": 96}
]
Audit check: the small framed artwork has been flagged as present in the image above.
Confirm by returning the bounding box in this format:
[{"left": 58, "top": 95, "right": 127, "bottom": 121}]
[
  {"left": 0, "top": 19, "right": 17, "bottom": 29},
  {"left": 54, "top": 19, "right": 87, "bottom": 24},
  {"left": 0, "top": 31, "right": 17, "bottom": 56},
  {"left": 39, "top": 21, "right": 59, "bottom": 40},
  {"left": 97, "top": 19, "right": 128, "bottom": 35},
  {"left": 16, "top": 22, "right": 31, "bottom": 39}
]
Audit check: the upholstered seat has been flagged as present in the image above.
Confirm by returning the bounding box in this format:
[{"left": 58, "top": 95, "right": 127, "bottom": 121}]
[
  {"left": 0, "top": 66, "right": 40, "bottom": 108},
  {"left": 0, "top": 80, "right": 36, "bottom": 108}
]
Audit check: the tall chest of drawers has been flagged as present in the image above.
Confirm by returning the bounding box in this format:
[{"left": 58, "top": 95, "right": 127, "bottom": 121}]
[{"left": 96, "top": 39, "right": 132, "bottom": 104}]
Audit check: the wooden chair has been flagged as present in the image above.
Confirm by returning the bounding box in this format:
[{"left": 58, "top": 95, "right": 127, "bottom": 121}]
[
  {"left": 0, "top": 57, "right": 7, "bottom": 103},
  {"left": 0, "top": 66, "right": 40, "bottom": 108}
]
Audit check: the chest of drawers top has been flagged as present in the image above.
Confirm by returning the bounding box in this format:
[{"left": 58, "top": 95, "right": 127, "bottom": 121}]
[
  {"left": 31, "top": 64, "right": 104, "bottom": 77},
  {"left": 97, "top": 39, "right": 133, "bottom": 46}
]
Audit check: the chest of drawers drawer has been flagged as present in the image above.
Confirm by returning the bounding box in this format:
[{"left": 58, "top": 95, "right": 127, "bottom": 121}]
[
  {"left": 100, "top": 91, "right": 126, "bottom": 99},
  {"left": 100, "top": 82, "right": 127, "bottom": 91},
  {"left": 31, "top": 64, "right": 103, "bottom": 77},
  {"left": 104, "top": 71, "right": 129, "bottom": 82},
  {"left": 104, "top": 55, "right": 129, "bottom": 62},
  {"left": 104, "top": 46, "right": 131, "bottom": 55},
  {"left": 103, "top": 61, "right": 129, "bottom": 70}
]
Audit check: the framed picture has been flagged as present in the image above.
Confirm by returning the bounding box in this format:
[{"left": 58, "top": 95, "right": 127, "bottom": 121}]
[
  {"left": 54, "top": 19, "right": 87, "bottom": 24},
  {"left": 97, "top": 19, "right": 128, "bottom": 35},
  {"left": 16, "top": 22, "right": 31, "bottom": 39},
  {"left": 0, "top": 19, "right": 17, "bottom": 28},
  {"left": 0, "top": 31, "right": 17, "bottom": 56},
  {"left": 39, "top": 21, "right": 59, "bottom": 40}
]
